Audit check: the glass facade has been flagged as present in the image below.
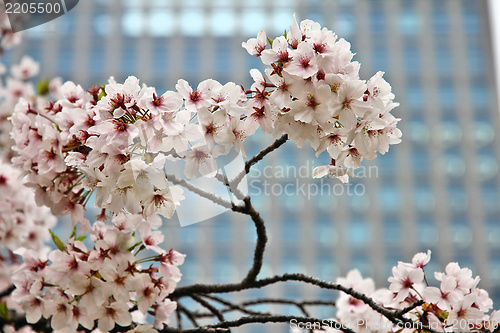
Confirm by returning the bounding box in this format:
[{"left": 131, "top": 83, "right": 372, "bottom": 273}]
[{"left": 5, "top": 0, "right": 500, "bottom": 331}]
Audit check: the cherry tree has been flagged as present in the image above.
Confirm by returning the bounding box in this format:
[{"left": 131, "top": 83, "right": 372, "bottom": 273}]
[{"left": 0, "top": 13, "right": 499, "bottom": 333}]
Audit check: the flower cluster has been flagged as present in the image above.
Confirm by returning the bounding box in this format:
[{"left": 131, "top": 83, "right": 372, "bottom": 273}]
[
  {"left": 11, "top": 215, "right": 184, "bottom": 332},
  {"left": 0, "top": 159, "right": 55, "bottom": 252},
  {"left": 293, "top": 251, "right": 500, "bottom": 333},
  {"left": 8, "top": 72, "right": 188, "bottom": 332},
  {"left": 388, "top": 251, "right": 496, "bottom": 332},
  {"left": 0, "top": 56, "right": 58, "bottom": 160},
  {"left": 10, "top": 17, "right": 403, "bottom": 230},
  {"left": 0, "top": 159, "right": 56, "bottom": 296},
  {"left": 5, "top": 15, "right": 406, "bottom": 332},
  {"left": 10, "top": 73, "right": 264, "bottom": 226},
  {"left": 243, "top": 15, "right": 401, "bottom": 182}
]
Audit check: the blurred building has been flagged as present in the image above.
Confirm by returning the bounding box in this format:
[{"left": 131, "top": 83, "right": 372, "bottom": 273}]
[{"left": 6, "top": 0, "right": 500, "bottom": 331}]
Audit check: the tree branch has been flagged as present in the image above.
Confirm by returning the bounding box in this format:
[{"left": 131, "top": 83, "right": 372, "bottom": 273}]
[
  {"left": 230, "top": 134, "right": 288, "bottom": 188},
  {"left": 0, "top": 286, "right": 15, "bottom": 299},
  {"left": 160, "top": 315, "right": 354, "bottom": 333},
  {"left": 176, "top": 308, "right": 183, "bottom": 330},
  {"left": 214, "top": 173, "right": 246, "bottom": 202},
  {"left": 238, "top": 298, "right": 337, "bottom": 316},
  {"left": 394, "top": 300, "right": 424, "bottom": 317},
  {"left": 196, "top": 295, "right": 269, "bottom": 317},
  {"left": 166, "top": 174, "right": 234, "bottom": 209},
  {"left": 0, "top": 314, "right": 52, "bottom": 333},
  {"left": 177, "top": 303, "right": 201, "bottom": 328},
  {"left": 190, "top": 295, "right": 227, "bottom": 326},
  {"left": 162, "top": 327, "right": 228, "bottom": 333},
  {"left": 171, "top": 273, "right": 437, "bottom": 333},
  {"left": 197, "top": 315, "right": 354, "bottom": 333},
  {"left": 238, "top": 197, "right": 267, "bottom": 283}
]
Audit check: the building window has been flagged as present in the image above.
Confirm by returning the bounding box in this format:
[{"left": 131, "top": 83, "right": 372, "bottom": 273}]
[
  {"left": 418, "top": 219, "right": 438, "bottom": 246},
  {"left": 348, "top": 219, "right": 368, "bottom": 249},
  {"left": 399, "top": 8, "right": 420, "bottom": 36}
]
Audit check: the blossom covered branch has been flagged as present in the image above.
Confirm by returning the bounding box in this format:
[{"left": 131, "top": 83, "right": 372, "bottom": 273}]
[{"left": 0, "top": 14, "right": 497, "bottom": 333}]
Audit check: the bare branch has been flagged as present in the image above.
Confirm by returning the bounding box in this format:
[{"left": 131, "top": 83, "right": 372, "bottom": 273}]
[
  {"left": 202, "top": 315, "right": 354, "bottom": 333},
  {"left": 0, "top": 286, "right": 15, "bottom": 299},
  {"left": 238, "top": 197, "right": 267, "bottom": 283},
  {"left": 171, "top": 273, "right": 437, "bottom": 333},
  {"left": 197, "top": 295, "right": 268, "bottom": 317},
  {"left": 162, "top": 327, "right": 228, "bottom": 333},
  {"left": 238, "top": 298, "right": 335, "bottom": 316},
  {"left": 214, "top": 173, "right": 246, "bottom": 202},
  {"left": 0, "top": 314, "right": 52, "bottom": 333},
  {"left": 177, "top": 303, "right": 201, "bottom": 328},
  {"left": 230, "top": 134, "right": 288, "bottom": 187},
  {"left": 190, "top": 295, "right": 227, "bottom": 326},
  {"left": 166, "top": 174, "right": 235, "bottom": 209},
  {"left": 394, "top": 300, "right": 424, "bottom": 317},
  {"left": 176, "top": 308, "right": 183, "bottom": 330}
]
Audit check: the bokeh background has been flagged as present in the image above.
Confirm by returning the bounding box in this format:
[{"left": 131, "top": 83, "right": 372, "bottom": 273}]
[{"left": 4, "top": 0, "right": 500, "bottom": 331}]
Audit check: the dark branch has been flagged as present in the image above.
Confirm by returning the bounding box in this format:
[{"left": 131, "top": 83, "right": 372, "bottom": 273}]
[
  {"left": 177, "top": 303, "right": 201, "bottom": 328},
  {"left": 171, "top": 196, "right": 267, "bottom": 300},
  {"left": 172, "top": 273, "right": 438, "bottom": 333},
  {"left": 196, "top": 295, "right": 268, "bottom": 317},
  {"left": 230, "top": 134, "right": 288, "bottom": 187},
  {"left": 0, "top": 314, "right": 52, "bottom": 333},
  {"left": 240, "top": 298, "right": 336, "bottom": 308},
  {"left": 214, "top": 173, "right": 246, "bottom": 202},
  {"left": 190, "top": 295, "right": 227, "bottom": 325},
  {"left": 0, "top": 286, "right": 15, "bottom": 299},
  {"left": 176, "top": 308, "right": 183, "bottom": 330},
  {"left": 162, "top": 327, "right": 228, "bottom": 333},
  {"left": 167, "top": 174, "right": 234, "bottom": 209},
  {"left": 394, "top": 300, "right": 424, "bottom": 317},
  {"left": 203, "top": 315, "right": 354, "bottom": 333},
  {"left": 239, "top": 197, "right": 267, "bottom": 283},
  {"left": 230, "top": 297, "right": 313, "bottom": 317}
]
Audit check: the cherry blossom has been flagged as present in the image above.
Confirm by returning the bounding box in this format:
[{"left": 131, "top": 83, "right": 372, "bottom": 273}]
[
  {"left": 388, "top": 262, "right": 424, "bottom": 302},
  {"left": 423, "top": 275, "right": 463, "bottom": 311},
  {"left": 11, "top": 221, "right": 184, "bottom": 332},
  {"left": 242, "top": 17, "right": 402, "bottom": 182},
  {"left": 9, "top": 15, "right": 497, "bottom": 333},
  {"left": 0, "top": 4, "right": 22, "bottom": 54},
  {"left": 241, "top": 30, "right": 267, "bottom": 56},
  {"left": 312, "top": 164, "right": 354, "bottom": 183},
  {"left": 11, "top": 56, "right": 39, "bottom": 80},
  {"left": 0, "top": 160, "right": 56, "bottom": 253}
]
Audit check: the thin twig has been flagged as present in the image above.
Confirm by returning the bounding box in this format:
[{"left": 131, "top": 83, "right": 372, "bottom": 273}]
[
  {"left": 202, "top": 315, "right": 354, "bottom": 333},
  {"left": 230, "top": 134, "right": 288, "bottom": 187},
  {"left": 198, "top": 295, "right": 268, "bottom": 317},
  {"left": 167, "top": 174, "right": 234, "bottom": 209},
  {"left": 162, "top": 327, "right": 229, "bottom": 333},
  {"left": 394, "top": 300, "right": 424, "bottom": 317},
  {"left": 242, "top": 297, "right": 310, "bottom": 316},
  {"left": 176, "top": 308, "right": 183, "bottom": 330},
  {"left": 0, "top": 314, "right": 52, "bottom": 333},
  {"left": 214, "top": 172, "right": 246, "bottom": 202},
  {"left": 177, "top": 303, "right": 201, "bottom": 328},
  {"left": 301, "top": 300, "right": 337, "bottom": 307},
  {"left": 0, "top": 285, "right": 15, "bottom": 299},
  {"left": 241, "top": 297, "right": 335, "bottom": 308},
  {"left": 171, "top": 273, "right": 438, "bottom": 333},
  {"left": 194, "top": 297, "right": 337, "bottom": 323},
  {"left": 190, "top": 295, "right": 227, "bottom": 326}
]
